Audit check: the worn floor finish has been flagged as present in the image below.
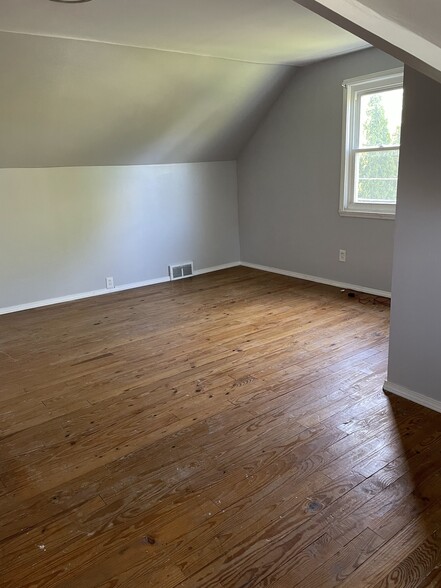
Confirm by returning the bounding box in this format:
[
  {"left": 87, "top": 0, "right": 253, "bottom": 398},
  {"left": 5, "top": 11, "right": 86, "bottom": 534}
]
[{"left": 1, "top": 267, "right": 441, "bottom": 587}]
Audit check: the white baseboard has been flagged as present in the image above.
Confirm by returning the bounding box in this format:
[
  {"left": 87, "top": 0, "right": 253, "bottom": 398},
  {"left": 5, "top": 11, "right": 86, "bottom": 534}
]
[
  {"left": 193, "top": 261, "right": 241, "bottom": 276},
  {"left": 0, "top": 261, "right": 241, "bottom": 316},
  {"left": 241, "top": 262, "right": 391, "bottom": 299},
  {"left": 0, "top": 277, "right": 170, "bottom": 316},
  {"left": 383, "top": 380, "right": 441, "bottom": 414},
  {"left": 0, "top": 260, "right": 389, "bottom": 316}
]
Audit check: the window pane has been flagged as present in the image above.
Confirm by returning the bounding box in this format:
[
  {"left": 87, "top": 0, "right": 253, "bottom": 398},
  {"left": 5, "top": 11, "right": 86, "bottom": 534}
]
[
  {"left": 358, "top": 88, "right": 403, "bottom": 148},
  {"left": 355, "top": 150, "right": 399, "bottom": 202}
]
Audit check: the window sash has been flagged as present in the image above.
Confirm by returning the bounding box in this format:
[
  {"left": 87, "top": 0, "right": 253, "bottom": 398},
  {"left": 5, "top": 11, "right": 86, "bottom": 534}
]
[
  {"left": 339, "top": 67, "right": 404, "bottom": 219},
  {"left": 351, "top": 147, "right": 400, "bottom": 204}
]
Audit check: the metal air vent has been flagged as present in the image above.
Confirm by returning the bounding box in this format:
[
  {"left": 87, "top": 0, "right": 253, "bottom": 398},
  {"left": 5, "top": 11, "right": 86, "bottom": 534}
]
[{"left": 169, "top": 262, "right": 194, "bottom": 281}]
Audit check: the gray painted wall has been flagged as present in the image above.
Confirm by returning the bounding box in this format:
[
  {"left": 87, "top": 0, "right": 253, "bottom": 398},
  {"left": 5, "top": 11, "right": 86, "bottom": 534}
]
[
  {"left": 387, "top": 67, "right": 441, "bottom": 401},
  {"left": 238, "top": 47, "right": 401, "bottom": 292},
  {"left": 0, "top": 162, "right": 240, "bottom": 310},
  {"left": 0, "top": 31, "right": 293, "bottom": 168}
]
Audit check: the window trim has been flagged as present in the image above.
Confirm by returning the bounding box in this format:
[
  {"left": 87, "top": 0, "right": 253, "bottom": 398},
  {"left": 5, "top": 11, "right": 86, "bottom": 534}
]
[{"left": 339, "top": 67, "right": 404, "bottom": 220}]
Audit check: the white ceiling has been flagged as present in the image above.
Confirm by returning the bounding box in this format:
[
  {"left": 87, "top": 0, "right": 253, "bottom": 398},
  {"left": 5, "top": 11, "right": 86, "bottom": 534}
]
[{"left": 0, "top": 0, "right": 367, "bottom": 65}]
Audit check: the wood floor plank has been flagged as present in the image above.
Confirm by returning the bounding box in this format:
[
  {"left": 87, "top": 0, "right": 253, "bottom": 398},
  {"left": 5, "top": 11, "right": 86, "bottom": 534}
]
[
  {"left": 1, "top": 267, "right": 440, "bottom": 587},
  {"left": 294, "top": 527, "right": 385, "bottom": 588},
  {"left": 371, "top": 529, "right": 441, "bottom": 588},
  {"left": 335, "top": 503, "right": 441, "bottom": 588}
]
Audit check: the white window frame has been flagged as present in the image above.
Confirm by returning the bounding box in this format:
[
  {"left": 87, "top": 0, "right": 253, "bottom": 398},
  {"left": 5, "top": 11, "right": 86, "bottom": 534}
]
[{"left": 339, "top": 67, "right": 404, "bottom": 220}]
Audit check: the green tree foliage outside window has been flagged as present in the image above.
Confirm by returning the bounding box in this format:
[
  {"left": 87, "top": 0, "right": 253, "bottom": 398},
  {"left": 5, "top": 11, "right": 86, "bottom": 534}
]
[{"left": 357, "top": 94, "right": 400, "bottom": 202}]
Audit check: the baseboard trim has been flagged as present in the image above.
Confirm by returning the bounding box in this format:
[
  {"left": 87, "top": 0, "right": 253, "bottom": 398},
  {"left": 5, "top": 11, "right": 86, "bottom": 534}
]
[
  {"left": 0, "top": 261, "right": 389, "bottom": 316},
  {"left": 383, "top": 380, "right": 441, "bottom": 414},
  {"left": 193, "top": 262, "right": 241, "bottom": 276},
  {"left": 0, "top": 261, "right": 241, "bottom": 316},
  {"left": 241, "top": 262, "right": 391, "bottom": 299},
  {"left": 0, "top": 277, "right": 170, "bottom": 316}
]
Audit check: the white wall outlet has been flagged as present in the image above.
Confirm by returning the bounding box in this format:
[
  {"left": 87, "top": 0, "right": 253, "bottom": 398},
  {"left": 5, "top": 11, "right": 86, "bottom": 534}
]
[
  {"left": 106, "top": 276, "right": 114, "bottom": 289},
  {"left": 339, "top": 249, "right": 346, "bottom": 263}
]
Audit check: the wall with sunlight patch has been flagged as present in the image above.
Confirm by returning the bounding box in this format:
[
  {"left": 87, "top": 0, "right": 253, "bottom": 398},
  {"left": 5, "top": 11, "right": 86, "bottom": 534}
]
[
  {"left": 0, "top": 30, "right": 288, "bottom": 310},
  {"left": 0, "top": 162, "right": 240, "bottom": 310}
]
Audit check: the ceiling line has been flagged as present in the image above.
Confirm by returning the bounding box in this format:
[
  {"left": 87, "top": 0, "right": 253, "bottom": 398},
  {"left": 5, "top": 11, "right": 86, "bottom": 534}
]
[{"left": 0, "top": 28, "right": 298, "bottom": 67}]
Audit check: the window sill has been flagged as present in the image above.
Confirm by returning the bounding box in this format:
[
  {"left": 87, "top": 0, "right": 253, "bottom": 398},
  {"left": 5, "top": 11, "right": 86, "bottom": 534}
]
[{"left": 339, "top": 208, "right": 396, "bottom": 220}]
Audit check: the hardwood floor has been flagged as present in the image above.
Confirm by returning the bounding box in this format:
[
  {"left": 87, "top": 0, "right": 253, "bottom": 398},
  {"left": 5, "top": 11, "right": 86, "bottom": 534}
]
[{"left": 1, "top": 266, "right": 441, "bottom": 587}]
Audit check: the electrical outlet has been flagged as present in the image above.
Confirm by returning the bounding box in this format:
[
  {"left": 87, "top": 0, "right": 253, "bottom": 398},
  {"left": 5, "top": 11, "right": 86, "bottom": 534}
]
[
  {"left": 106, "top": 276, "right": 114, "bottom": 289},
  {"left": 339, "top": 249, "right": 346, "bottom": 263}
]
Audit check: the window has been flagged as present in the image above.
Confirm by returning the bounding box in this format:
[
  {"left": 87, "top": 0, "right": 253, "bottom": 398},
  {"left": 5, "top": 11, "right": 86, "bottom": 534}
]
[{"left": 340, "top": 68, "right": 404, "bottom": 219}]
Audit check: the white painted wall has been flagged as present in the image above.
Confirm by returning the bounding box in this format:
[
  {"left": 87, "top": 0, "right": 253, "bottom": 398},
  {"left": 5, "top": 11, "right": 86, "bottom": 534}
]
[
  {"left": 0, "top": 162, "right": 240, "bottom": 311},
  {"left": 238, "top": 48, "right": 401, "bottom": 293},
  {"left": 386, "top": 67, "right": 441, "bottom": 406}
]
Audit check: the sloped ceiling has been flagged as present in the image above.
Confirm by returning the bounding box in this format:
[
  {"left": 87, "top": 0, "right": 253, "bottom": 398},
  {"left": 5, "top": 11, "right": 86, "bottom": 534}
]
[
  {"left": 0, "top": 0, "right": 367, "bottom": 168},
  {"left": 0, "top": 31, "right": 294, "bottom": 167},
  {"left": 294, "top": 0, "right": 441, "bottom": 83}
]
